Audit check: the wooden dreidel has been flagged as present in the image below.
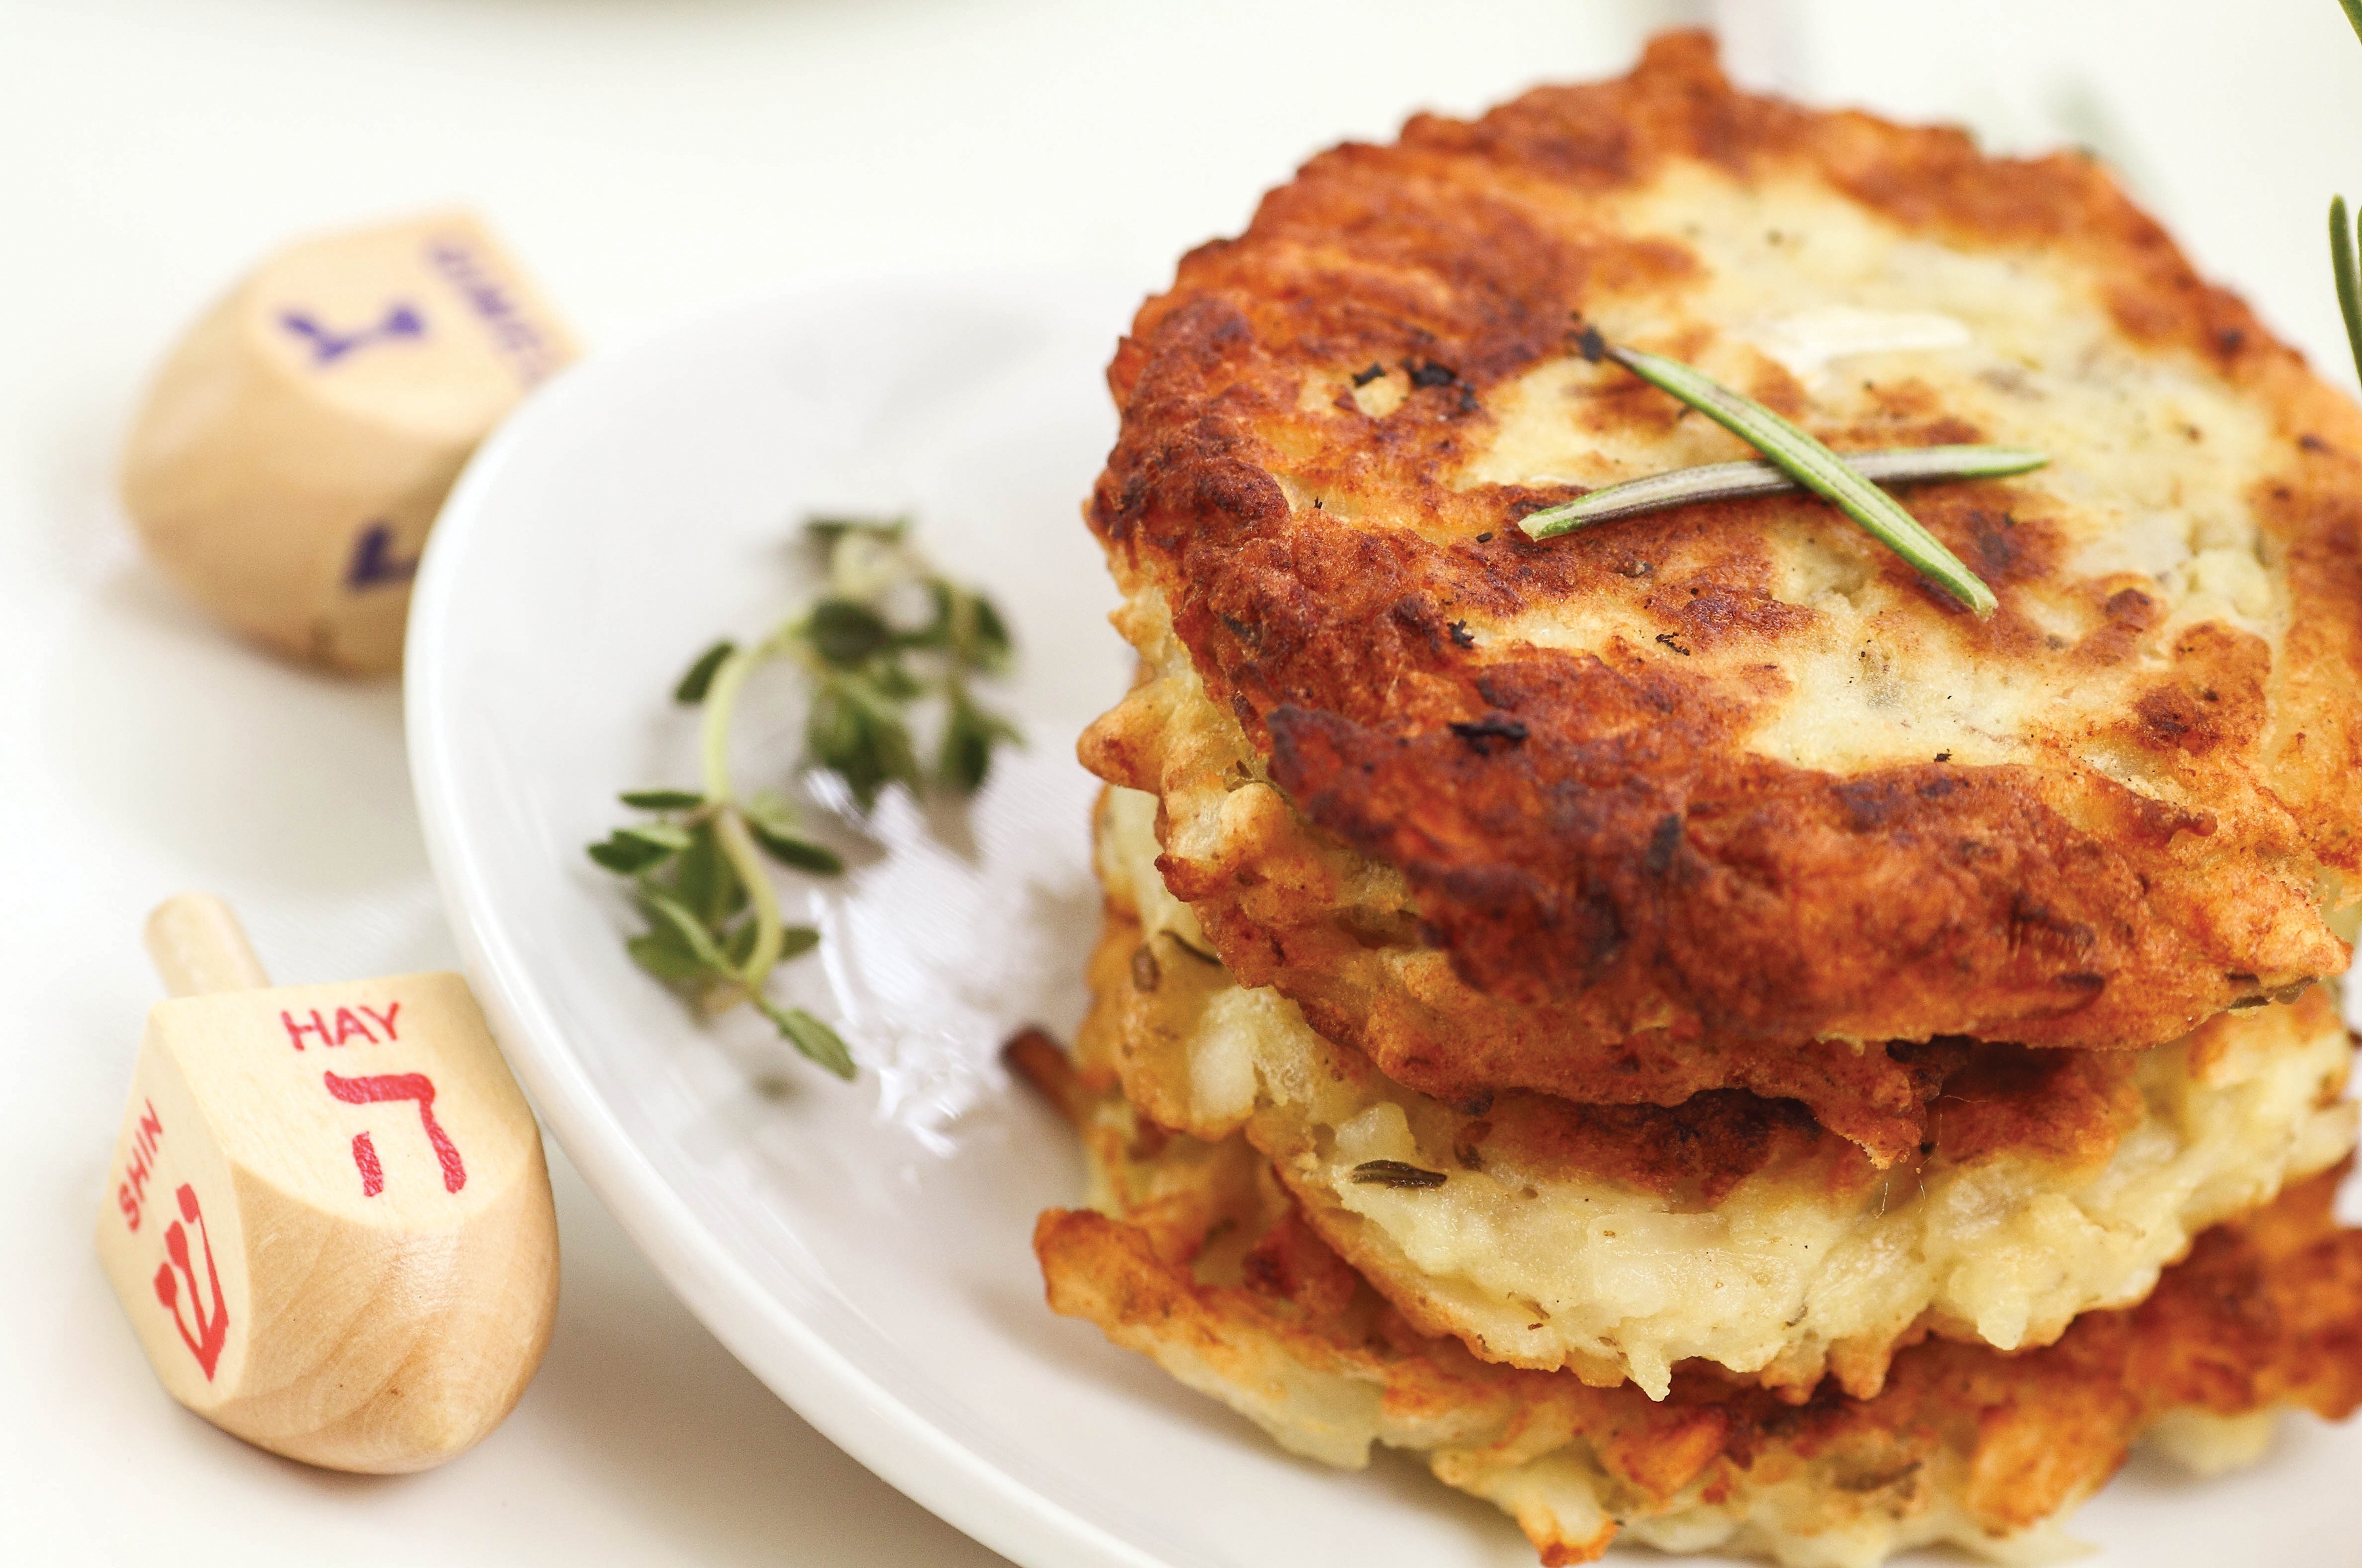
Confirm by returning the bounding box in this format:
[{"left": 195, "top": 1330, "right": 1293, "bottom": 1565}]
[
  {"left": 119, "top": 210, "right": 577, "bottom": 674},
  {"left": 95, "top": 894, "right": 559, "bottom": 1472}
]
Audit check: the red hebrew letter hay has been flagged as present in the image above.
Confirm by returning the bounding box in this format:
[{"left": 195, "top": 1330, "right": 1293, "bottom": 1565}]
[
  {"left": 323, "top": 1070, "right": 466, "bottom": 1193},
  {"left": 151, "top": 1184, "right": 230, "bottom": 1380}
]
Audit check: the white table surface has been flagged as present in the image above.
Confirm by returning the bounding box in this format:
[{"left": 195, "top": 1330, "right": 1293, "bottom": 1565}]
[{"left": 7, "top": 1, "right": 2362, "bottom": 1562}]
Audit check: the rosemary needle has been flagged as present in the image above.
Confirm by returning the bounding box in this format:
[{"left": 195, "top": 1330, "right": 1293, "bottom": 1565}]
[
  {"left": 1520, "top": 445, "right": 2048, "bottom": 538},
  {"left": 2332, "top": 196, "right": 2362, "bottom": 391},
  {"left": 2333, "top": 5, "right": 2362, "bottom": 389},
  {"left": 1586, "top": 342, "right": 2000, "bottom": 616}
]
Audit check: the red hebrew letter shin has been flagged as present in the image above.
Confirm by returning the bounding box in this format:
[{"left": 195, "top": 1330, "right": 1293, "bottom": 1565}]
[{"left": 151, "top": 1184, "right": 230, "bottom": 1380}]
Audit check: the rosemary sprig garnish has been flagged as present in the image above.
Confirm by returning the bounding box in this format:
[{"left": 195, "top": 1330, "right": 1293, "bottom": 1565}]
[
  {"left": 1520, "top": 444, "right": 2048, "bottom": 538},
  {"left": 588, "top": 516, "right": 1022, "bottom": 1082},
  {"left": 1564, "top": 334, "right": 1999, "bottom": 615}
]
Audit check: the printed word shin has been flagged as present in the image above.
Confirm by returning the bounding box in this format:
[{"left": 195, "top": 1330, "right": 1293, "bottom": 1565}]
[{"left": 116, "top": 1100, "right": 165, "bottom": 1232}]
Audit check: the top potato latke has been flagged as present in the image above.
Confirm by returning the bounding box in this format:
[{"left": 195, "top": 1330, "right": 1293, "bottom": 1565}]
[{"left": 1081, "top": 31, "right": 2362, "bottom": 1071}]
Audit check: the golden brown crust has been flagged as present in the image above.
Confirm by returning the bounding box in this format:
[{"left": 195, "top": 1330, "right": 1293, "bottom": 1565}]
[
  {"left": 1074, "top": 858, "right": 2357, "bottom": 1396},
  {"left": 1038, "top": 1154, "right": 2362, "bottom": 1565},
  {"left": 1082, "top": 898, "right": 2303, "bottom": 1203},
  {"left": 1082, "top": 655, "right": 2008, "bottom": 1159},
  {"left": 1084, "top": 31, "right": 2362, "bottom": 1065}
]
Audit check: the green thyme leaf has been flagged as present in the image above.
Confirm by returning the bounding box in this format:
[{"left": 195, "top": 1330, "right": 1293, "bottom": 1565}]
[
  {"left": 938, "top": 689, "right": 1024, "bottom": 793},
  {"left": 806, "top": 598, "right": 894, "bottom": 669},
  {"left": 1519, "top": 445, "right": 2049, "bottom": 538},
  {"left": 618, "top": 822, "right": 694, "bottom": 854},
  {"left": 1592, "top": 344, "right": 1998, "bottom": 615},
  {"left": 966, "top": 594, "right": 1012, "bottom": 669},
  {"left": 620, "top": 788, "right": 705, "bottom": 810},
  {"left": 589, "top": 832, "right": 673, "bottom": 874},
  {"left": 866, "top": 661, "right": 926, "bottom": 701},
  {"left": 808, "top": 674, "right": 921, "bottom": 811},
  {"left": 668, "top": 821, "right": 746, "bottom": 928},
  {"left": 627, "top": 927, "right": 709, "bottom": 984},
  {"left": 674, "top": 640, "right": 736, "bottom": 704},
  {"left": 638, "top": 888, "right": 735, "bottom": 975},
  {"left": 747, "top": 818, "right": 846, "bottom": 875},
  {"left": 777, "top": 926, "right": 821, "bottom": 960},
  {"left": 913, "top": 579, "right": 1016, "bottom": 673},
  {"left": 769, "top": 1004, "right": 856, "bottom": 1079}
]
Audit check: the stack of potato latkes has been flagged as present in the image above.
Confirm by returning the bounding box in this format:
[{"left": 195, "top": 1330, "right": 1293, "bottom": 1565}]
[{"left": 1020, "top": 33, "right": 2362, "bottom": 1567}]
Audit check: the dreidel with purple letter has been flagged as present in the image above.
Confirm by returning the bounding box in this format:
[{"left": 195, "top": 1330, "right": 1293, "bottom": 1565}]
[
  {"left": 95, "top": 894, "right": 558, "bottom": 1473},
  {"left": 119, "top": 210, "right": 576, "bottom": 674}
]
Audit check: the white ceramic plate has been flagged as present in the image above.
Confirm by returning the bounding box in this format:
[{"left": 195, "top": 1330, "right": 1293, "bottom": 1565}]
[{"left": 407, "top": 274, "right": 2362, "bottom": 1567}]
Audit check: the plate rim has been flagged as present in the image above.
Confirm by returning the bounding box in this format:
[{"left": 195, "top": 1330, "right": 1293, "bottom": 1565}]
[{"left": 405, "top": 272, "right": 1163, "bottom": 1568}]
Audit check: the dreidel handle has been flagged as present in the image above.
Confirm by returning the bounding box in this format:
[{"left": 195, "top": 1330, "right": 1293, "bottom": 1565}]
[{"left": 144, "top": 894, "right": 272, "bottom": 999}]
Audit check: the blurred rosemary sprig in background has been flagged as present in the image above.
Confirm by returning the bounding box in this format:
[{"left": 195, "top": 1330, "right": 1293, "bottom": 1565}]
[
  {"left": 588, "top": 516, "right": 1022, "bottom": 1081},
  {"left": 2332, "top": 2, "right": 2362, "bottom": 387}
]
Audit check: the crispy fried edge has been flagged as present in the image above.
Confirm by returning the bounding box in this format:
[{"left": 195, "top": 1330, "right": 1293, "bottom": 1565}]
[
  {"left": 1081, "top": 868, "right": 2355, "bottom": 1398},
  {"left": 1033, "top": 1093, "right": 2362, "bottom": 1567}
]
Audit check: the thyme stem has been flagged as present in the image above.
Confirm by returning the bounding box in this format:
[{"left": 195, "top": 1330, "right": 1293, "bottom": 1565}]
[
  {"left": 695, "top": 646, "right": 787, "bottom": 985},
  {"left": 713, "top": 806, "right": 786, "bottom": 985},
  {"left": 699, "top": 646, "right": 755, "bottom": 804}
]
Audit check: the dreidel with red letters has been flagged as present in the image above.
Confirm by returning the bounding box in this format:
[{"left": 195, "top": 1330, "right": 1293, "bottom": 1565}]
[{"left": 95, "top": 894, "right": 558, "bottom": 1473}]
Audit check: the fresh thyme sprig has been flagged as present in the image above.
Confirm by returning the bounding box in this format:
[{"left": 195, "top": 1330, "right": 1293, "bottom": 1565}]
[
  {"left": 1520, "top": 444, "right": 2048, "bottom": 538},
  {"left": 785, "top": 516, "right": 1020, "bottom": 805},
  {"left": 590, "top": 787, "right": 851, "bottom": 1077},
  {"left": 789, "top": 519, "right": 1020, "bottom": 807},
  {"left": 1553, "top": 331, "right": 2000, "bottom": 615},
  {"left": 588, "top": 516, "right": 1022, "bottom": 1082}
]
